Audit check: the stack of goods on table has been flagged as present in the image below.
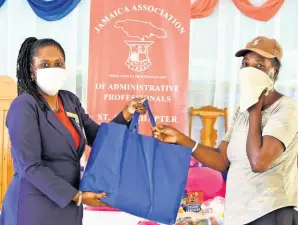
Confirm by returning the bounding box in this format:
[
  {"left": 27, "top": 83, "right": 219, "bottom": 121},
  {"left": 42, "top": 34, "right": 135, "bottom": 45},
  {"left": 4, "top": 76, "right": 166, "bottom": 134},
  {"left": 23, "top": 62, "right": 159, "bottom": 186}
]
[
  {"left": 174, "top": 159, "right": 226, "bottom": 225},
  {"left": 176, "top": 195, "right": 224, "bottom": 225}
]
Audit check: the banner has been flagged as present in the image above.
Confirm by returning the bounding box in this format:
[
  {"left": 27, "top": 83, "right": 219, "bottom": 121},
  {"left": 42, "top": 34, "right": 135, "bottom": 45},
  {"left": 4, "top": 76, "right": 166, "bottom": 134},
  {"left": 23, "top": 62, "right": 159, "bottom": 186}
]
[
  {"left": 83, "top": 1, "right": 228, "bottom": 224},
  {"left": 86, "top": 0, "right": 190, "bottom": 219},
  {"left": 87, "top": 0, "right": 190, "bottom": 142}
]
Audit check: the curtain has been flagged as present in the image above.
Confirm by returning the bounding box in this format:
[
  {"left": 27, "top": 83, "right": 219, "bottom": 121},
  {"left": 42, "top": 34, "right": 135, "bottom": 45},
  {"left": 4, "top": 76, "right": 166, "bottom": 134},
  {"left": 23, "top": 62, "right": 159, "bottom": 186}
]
[
  {"left": 191, "top": 0, "right": 219, "bottom": 19},
  {"left": 232, "top": 0, "right": 284, "bottom": 22},
  {"left": 0, "top": 0, "right": 298, "bottom": 145},
  {"left": 27, "top": 0, "right": 81, "bottom": 21}
]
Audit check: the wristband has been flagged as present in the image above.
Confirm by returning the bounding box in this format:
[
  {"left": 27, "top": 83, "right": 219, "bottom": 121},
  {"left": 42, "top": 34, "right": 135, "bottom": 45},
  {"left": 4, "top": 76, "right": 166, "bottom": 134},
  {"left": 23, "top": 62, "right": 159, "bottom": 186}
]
[
  {"left": 77, "top": 191, "right": 83, "bottom": 206},
  {"left": 192, "top": 142, "right": 199, "bottom": 153}
]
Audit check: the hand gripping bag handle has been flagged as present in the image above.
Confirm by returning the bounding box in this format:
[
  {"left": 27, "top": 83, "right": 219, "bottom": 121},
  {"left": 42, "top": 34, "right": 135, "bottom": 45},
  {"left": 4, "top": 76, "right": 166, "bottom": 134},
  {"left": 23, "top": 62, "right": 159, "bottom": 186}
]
[{"left": 129, "top": 99, "right": 156, "bottom": 132}]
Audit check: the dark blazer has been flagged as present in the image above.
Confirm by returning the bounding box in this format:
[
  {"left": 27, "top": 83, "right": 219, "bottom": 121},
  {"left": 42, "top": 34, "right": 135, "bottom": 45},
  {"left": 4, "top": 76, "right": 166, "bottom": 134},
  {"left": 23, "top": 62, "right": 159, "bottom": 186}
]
[{"left": 0, "top": 90, "right": 129, "bottom": 225}]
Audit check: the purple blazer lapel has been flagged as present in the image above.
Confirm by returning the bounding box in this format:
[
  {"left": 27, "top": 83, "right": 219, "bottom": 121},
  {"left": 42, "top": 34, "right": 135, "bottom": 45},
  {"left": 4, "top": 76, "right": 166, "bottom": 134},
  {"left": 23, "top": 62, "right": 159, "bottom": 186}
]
[
  {"left": 45, "top": 110, "right": 78, "bottom": 157},
  {"left": 59, "top": 93, "right": 87, "bottom": 157}
]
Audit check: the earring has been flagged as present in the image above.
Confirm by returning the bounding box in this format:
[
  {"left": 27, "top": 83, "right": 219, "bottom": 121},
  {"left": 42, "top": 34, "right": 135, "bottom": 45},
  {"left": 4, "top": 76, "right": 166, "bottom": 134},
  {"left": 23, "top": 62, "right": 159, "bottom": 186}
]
[{"left": 31, "top": 74, "right": 34, "bottom": 81}]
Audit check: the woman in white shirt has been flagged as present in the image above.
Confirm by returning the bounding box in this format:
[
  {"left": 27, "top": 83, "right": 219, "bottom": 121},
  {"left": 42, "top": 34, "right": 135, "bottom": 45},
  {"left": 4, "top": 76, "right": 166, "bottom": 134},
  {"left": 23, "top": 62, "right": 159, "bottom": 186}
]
[{"left": 153, "top": 36, "right": 298, "bottom": 225}]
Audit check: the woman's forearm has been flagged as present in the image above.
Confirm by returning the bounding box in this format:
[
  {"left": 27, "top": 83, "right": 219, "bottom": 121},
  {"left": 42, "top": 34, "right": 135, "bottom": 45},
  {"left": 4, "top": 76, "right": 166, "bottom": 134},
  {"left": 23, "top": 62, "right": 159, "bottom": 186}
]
[
  {"left": 178, "top": 133, "right": 229, "bottom": 172},
  {"left": 246, "top": 109, "right": 263, "bottom": 171}
]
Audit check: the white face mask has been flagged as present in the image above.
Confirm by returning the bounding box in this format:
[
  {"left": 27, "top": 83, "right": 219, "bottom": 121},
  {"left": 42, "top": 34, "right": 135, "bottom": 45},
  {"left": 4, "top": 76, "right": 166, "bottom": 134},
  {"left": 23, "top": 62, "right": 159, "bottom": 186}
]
[
  {"left": 239, "top": 67, "right": 274, "bottom": 112},
  {"left": 33, "top": 68, "right": 68, "bottom": 96}
]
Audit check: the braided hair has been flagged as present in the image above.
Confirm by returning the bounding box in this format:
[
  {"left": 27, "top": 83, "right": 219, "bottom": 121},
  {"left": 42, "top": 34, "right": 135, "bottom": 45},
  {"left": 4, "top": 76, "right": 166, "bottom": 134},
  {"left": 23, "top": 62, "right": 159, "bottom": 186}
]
[{"left": 16, "top": 37, "right": 66, "bottom": 110}]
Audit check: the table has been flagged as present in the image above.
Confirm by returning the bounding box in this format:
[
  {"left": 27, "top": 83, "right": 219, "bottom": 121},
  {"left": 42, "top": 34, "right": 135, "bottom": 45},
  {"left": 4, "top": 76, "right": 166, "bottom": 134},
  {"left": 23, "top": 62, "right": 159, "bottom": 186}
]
[{"left": 83, "top": 210, "right": 165, "bottom": 225}]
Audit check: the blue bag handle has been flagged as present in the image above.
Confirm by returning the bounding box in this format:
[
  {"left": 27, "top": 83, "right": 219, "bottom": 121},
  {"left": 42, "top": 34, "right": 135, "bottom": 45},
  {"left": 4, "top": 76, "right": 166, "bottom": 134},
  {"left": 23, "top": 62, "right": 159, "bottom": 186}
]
[{"left": 129, "top": 99, "right": 156, "bottom": 132}]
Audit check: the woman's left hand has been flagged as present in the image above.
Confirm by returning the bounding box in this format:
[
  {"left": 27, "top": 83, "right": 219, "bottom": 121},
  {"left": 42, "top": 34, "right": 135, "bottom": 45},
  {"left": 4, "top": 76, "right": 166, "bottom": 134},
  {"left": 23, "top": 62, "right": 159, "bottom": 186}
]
[
  {"left": 122, "top": 98, "right": 147, "bottom": 121},
  {"left": 82, "top": 192, "right": 109, "bottom": 207}
]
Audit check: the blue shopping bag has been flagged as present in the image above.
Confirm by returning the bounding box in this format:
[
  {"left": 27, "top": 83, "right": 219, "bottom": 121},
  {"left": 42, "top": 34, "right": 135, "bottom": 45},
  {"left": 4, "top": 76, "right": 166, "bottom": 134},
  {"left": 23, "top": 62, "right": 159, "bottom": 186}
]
[{"left": 80, "top": 100, "right": 192, "bottom": 224}]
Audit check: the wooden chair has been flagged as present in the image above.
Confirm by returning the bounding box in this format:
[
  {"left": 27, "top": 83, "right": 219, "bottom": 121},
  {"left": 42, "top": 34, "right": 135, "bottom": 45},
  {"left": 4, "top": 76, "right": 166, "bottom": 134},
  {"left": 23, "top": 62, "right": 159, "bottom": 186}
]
[
  {"left": 0, "top": 76, "right": 17, "bottom": 209},
  {"left": 189, "top": 106, "right": 228, "bottom": 147}
]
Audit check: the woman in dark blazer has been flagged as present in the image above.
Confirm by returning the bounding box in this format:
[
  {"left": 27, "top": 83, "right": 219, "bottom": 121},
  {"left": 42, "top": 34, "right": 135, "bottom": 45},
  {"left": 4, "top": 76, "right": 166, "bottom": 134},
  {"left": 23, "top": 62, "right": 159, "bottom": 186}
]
[{"left": 0, "top": 37, "right": 146, "bottom": 225}]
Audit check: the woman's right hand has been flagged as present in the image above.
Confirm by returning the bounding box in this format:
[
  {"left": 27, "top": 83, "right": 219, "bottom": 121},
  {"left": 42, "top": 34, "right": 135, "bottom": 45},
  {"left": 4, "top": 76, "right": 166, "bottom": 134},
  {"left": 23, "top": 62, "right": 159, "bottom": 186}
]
[{"left": 152, "top": 125, "right": 183, "bottom": 144}]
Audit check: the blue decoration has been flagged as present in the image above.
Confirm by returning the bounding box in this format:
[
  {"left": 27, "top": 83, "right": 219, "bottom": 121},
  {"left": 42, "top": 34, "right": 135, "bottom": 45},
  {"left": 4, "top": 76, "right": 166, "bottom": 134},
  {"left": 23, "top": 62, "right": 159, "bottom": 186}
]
[
  {"left": 0, "top": 0, "right": 6, "bottom": 8},
  {"left": 27, "top": 0, "right": 81, "bottom": 21}
]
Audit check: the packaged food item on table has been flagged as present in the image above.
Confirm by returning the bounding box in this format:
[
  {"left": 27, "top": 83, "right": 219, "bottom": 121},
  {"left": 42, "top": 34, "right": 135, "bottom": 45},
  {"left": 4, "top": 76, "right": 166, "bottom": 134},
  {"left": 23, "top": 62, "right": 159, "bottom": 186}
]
[
  {"left": 179, "top": 206, "right": 185, "bottom": 214},
  {"left": 175, "top": 197, "right": 225, "bottom": 225},
  {"left": 196, "top": 220, "right": 211, "bottom": 225},
  {"left": 184, "top": 191, "right": 204, "bottom": 212},
  {"left": 175, "top": 216, "right": 193, "bottom": 225},
  {"left": 201, "top": 196, "right": 224, "bottom": 218}
]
